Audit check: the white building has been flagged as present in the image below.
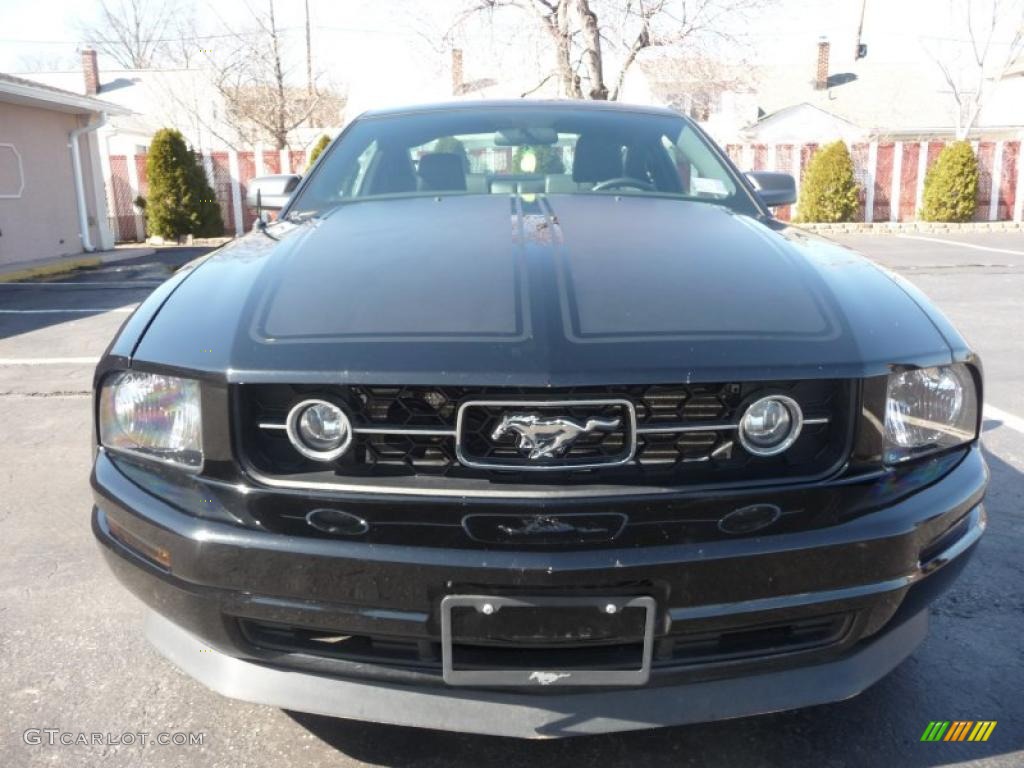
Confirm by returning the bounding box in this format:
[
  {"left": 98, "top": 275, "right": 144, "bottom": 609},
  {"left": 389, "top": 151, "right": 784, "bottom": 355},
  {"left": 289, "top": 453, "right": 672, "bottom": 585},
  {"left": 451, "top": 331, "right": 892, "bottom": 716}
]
[{"left": 745, "top": 40, "right": 1024, "bottom": 143}]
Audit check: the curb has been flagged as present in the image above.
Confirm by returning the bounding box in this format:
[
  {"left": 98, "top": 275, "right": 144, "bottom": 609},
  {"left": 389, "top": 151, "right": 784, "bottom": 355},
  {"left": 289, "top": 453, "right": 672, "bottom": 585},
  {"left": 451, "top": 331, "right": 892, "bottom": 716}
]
[
  {"left": 98, "top": 247, "right": 157, "bottom": 265},
  {"left": 0, "top": 256, "right": 102, "bottom": 283},
  {"left": 0, "top": 247, "right": 157, "bottom": 283},
  {"left": 793, "top": 222, "right": 1024, "bottom": 234},
  {"left": 145, "top": 236, "right": 234, "bottom": 247}
]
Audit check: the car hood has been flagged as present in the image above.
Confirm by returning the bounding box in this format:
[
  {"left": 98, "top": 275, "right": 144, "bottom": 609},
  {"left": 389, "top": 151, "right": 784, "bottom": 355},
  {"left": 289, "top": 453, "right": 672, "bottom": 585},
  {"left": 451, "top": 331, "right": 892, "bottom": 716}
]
[{"left": 130, "top": 194, "right": 961, "bottom": 385}]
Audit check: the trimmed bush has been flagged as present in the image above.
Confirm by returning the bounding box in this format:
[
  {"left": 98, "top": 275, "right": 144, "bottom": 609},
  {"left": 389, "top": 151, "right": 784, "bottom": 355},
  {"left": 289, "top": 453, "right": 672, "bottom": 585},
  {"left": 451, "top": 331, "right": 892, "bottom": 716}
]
[
  {"left": 144, "top": 128, "right": 223, "bottom": 239},
  {"left": 434, "top": 136, "right": 466, "bottom": 155},
  {"left": 920, "top": 141, "right": 978, "bottom": 222},
  {"left": 794, "top": 140, "right": 860, "bottom": 223},
  {"left": 187, "top": 159, "right": 225, "bottom": 237},
  {"left": 307, "top": 134, "right": 331, "bottom": 168}
]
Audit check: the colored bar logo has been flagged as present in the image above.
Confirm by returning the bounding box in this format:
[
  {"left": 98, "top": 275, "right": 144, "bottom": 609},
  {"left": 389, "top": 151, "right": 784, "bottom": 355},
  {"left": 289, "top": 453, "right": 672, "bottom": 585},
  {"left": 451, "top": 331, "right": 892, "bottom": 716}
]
[{"left": 921, "top": 721, "right": 997, "bottom": 742}]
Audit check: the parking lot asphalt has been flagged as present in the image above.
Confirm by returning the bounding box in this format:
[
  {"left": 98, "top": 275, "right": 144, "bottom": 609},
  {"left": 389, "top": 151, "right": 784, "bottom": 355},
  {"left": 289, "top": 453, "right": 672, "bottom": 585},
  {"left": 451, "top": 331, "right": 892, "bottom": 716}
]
[{"left": 1, "top": 235, "right": 1021, "bottom": 767}]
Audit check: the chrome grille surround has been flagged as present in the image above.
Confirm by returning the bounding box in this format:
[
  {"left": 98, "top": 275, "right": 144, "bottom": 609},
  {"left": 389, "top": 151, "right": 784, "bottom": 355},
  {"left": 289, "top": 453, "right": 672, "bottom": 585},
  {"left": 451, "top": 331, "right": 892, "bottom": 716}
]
[{"left": 455, "top": 399, "right": 638, "bottom": 471}]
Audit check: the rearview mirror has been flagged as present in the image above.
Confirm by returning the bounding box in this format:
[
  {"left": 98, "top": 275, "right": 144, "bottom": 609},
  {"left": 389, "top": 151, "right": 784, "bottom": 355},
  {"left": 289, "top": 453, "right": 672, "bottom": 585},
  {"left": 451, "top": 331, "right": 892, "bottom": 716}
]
[
  {"left": 745, "top": 171, "right": 796, "bottom": 207},
  {"left": 494, "top": 127, "right": 558, "bottom": 146},
  {"left": 246, "top": 174, "right": 301, "bottom": 211}
]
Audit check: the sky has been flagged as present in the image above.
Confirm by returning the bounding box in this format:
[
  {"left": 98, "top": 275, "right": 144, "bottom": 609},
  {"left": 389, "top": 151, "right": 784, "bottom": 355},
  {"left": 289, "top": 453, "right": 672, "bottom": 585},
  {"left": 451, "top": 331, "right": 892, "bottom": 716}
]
[{"left": 0, "top": 0, "right": 1020, "bottom": 111}]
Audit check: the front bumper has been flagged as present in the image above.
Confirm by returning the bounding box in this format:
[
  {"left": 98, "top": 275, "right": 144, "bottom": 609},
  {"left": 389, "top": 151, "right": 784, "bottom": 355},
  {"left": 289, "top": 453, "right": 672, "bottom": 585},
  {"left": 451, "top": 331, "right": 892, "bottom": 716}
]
[
  {"left": 144, "top": 606, "right": 929, "bottom": 738},
  {"left": 92, "top": 445, "right": 987, "bottom": 737}
]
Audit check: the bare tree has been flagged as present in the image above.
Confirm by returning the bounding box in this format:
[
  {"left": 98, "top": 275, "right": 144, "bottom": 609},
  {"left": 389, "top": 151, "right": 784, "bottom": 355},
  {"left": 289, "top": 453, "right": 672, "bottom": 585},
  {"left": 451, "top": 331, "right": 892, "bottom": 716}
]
[
  {"left": 461, "top": 0, "right": 769, "bottom": 101},
  {"left": 76, "top": 0, "right": 178, "bottom": 68},
  {"left": 161, "top": 15, "right": 204, "bottom": 69},
  {"left": 639, "top": 51, "right": 754, "bottom": 119},
  {"left": 15, "top": 52, "right": 79, "bottom": 72},
  {"left": 927, "top": 0, "right": 1024, "bottom": 138},
  {"left": 204, "top": 0, "right": 344, "bottom": 149}
]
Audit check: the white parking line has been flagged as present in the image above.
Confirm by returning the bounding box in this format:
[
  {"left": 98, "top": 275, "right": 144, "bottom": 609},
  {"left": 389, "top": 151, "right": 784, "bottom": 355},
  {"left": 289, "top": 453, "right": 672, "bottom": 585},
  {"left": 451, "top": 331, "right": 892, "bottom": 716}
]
[
  {"left": 0, "top": 357, "right": 99, "bottom": 365},
  {"left": 0, "top": 307, "right": 135, "bottom": 314},
  {"left": 896, "top": 234, "right": 1024, "bottom": 256},
  {"left": 0, "top": 282, "right": 162, "bottom": 288},
  {"left": 985, "top": 405, "right": 1024, "bottom": 435}
]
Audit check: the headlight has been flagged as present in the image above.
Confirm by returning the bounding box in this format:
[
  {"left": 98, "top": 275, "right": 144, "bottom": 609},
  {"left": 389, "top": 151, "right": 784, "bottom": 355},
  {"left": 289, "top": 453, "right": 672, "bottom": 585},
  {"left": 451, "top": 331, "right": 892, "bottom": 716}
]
[
  {"left": 286, "top": 399, "right": 352, "bottom": 461},
  {"left": 884, "top": 364, "right": 978, "bottom": 464},
  {"left": 738, "top": 395, "right": 803, "bottom": 456},
  {"left": 98, "top": 372, "right": 203, "bottom": 470}
]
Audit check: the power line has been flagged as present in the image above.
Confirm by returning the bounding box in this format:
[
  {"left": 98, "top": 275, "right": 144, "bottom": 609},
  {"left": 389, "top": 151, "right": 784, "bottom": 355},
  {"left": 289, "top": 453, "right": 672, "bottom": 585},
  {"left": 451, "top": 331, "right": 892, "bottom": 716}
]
[{"left": 0, "top": 25, "right": 402, "bottom": 47}]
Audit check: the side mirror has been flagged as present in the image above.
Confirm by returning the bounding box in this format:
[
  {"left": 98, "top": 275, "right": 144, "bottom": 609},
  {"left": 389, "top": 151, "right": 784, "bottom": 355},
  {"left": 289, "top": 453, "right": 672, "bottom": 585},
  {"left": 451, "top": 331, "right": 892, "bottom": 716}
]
[
  {"left": 745, "top": 171, "right": 796, "bottom": 207},
  {"left": 246, "top": 174, "right": 301, "bottom": 211}
]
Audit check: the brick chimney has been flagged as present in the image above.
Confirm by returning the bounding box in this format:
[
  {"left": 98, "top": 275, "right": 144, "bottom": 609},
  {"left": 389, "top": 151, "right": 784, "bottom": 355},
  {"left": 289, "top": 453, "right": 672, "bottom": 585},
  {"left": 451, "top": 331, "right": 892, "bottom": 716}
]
[
  {"left": 451, "top": 48, "right": 464, "bottom": 96},
  {"left": 815, "top": 37, "right": 829, "bottom": 90},
  {"left": 82, "top": 48, "right": 99, "bottom": 95}
]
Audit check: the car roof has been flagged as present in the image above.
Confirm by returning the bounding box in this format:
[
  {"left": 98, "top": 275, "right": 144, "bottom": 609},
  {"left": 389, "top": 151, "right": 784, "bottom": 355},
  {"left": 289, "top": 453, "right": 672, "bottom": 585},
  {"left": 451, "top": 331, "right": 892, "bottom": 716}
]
[{"left": 358, "top": 99, "right": 683, "bottom": 120}]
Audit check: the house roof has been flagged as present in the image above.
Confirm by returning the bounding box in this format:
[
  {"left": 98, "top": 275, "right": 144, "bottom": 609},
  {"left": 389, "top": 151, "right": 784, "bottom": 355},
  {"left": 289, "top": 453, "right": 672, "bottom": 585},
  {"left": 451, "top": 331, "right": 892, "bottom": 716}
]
[
  {"left": 0, "top": 72, "right": 129, "bottom": 115},
  {"left": 755, "top": 102, "right": 861, "bottom": 129},
  {"left": 749, "top": 60, "right": 958, "bottom": 136},
  {"left": 24, "top": 67, "right": 344, "bottom": 149},
  {"left": 24, "top": 68, "right": 215, "bottom": 137}
]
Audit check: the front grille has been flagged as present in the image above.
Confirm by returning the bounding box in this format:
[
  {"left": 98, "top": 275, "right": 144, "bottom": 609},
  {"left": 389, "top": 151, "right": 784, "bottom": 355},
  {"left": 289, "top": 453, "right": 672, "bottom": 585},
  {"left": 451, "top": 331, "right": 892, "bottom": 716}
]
[
  {"left": 238, "top": 613, "right": 852, "bottom": 674},
  {"left": 237, "top": 380, "right": 852, "bottom": 487}
]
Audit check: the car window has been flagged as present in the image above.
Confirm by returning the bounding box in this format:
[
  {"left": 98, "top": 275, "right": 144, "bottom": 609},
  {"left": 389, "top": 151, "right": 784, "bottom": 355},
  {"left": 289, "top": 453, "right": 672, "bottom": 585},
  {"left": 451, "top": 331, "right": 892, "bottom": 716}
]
[
  {"left": 292, "top": 107, "right": 758, "bottom": 217},
  {"left": 661, "top": 133, "right": 736, "bottom": 200},
  {"left": 345, "top": 139, "right": 377, "bottom": 196}
]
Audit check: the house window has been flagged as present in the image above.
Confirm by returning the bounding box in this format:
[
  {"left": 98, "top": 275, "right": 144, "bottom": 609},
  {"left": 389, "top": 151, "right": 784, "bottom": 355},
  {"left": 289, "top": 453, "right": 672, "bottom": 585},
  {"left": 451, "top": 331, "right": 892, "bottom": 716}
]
[{"left": 0, "top": 144, "right": 25, "bottom": 198}]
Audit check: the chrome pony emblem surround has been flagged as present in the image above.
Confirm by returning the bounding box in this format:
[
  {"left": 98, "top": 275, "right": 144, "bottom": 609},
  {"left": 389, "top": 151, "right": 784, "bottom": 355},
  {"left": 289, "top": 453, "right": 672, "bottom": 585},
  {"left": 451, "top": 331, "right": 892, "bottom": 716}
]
[{"left": 455, "top": 399, "right": 637, "bottom": 471}]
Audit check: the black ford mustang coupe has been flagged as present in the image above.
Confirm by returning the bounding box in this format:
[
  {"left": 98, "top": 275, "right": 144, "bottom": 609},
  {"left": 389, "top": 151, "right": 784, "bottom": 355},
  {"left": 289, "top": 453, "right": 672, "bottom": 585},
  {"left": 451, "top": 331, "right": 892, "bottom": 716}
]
[{"left": 91, "top": 101, "right": 987, "bottom": 738}]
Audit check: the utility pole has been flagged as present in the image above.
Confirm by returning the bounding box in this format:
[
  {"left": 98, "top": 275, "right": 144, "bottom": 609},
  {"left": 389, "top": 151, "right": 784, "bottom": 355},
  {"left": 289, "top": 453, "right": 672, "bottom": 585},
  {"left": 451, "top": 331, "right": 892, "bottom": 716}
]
[
  {"left": 854, "top": 0, "right": 868, "bottom": 59},
  {"left": 305, "top": 0, "right": 313, "bottom": 98}
]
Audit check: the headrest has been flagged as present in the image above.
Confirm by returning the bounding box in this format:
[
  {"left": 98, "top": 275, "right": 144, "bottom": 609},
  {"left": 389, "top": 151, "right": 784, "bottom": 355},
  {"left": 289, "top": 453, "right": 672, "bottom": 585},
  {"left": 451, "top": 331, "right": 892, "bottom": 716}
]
[
  {"left": 417, "top": 153, "right": 467, "bottom": 191},
  {"left": 368, "top": 148, "right": 416, "bottom": 194},
  {"left": 572, "top": 135, "right": 623, "bottom": 183}
]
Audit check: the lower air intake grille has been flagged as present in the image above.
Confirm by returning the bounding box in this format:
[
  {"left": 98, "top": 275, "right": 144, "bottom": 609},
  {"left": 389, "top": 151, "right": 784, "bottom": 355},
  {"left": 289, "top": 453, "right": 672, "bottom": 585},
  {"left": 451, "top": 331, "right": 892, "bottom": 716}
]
[{"left": 238, "top": 613, "right": 852, "bottom": 673}]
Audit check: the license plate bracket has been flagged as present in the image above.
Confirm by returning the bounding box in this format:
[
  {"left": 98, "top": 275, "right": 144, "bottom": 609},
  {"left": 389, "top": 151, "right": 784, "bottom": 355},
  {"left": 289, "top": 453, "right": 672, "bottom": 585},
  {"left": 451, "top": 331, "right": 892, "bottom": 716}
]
[{"left": 440, "top": 595, "right": 656, "bottom": 687}]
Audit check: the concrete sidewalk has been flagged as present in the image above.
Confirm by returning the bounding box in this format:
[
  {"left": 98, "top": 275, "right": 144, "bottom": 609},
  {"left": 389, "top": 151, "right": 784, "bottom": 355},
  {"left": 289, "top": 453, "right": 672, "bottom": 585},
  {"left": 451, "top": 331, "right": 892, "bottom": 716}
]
[{"left": 0, "top": 245, "right": 157, "bottom": 283}]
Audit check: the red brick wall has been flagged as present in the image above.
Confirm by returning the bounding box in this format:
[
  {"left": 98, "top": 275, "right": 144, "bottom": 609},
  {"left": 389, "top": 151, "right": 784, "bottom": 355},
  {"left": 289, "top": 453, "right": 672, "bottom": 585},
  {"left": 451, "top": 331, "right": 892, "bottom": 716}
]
[
  {"left": 262, "top": 150, "right": 281, "bottom": 175},
  {"left": 898, "top": 143, "right": 920, "bottom": 221},
  {"left": 849, "top": 143, "right": 870, "bottom": 220},
  {"left": 108, "top": 154, "right": 137, "bottom": 242},
  {"left": 133, "top": 154, "right": 148, "bottom": 197},
  {"left": 288, "top": 150, "right": 306, "bottom": 174},
  {"left": 752, "top": 144, "right": 768, "bottom": 171},
  {"left": 999, "top": 141, "right": 1020, "bottom": 220},
  {"left": 209, "top": 151, "right": 234, "bottom": 233},
  {"left": 872, "top": 143, "right": 894, "bottom": 222},
  {"left": 237, "top": 151, "right": 256, "bottom": 231},
  {"left": 975, "top": 141, "right": 996, "bottom": 221},
  {"left": 774, "top": 144, "right": 795, "bottom": 221}
]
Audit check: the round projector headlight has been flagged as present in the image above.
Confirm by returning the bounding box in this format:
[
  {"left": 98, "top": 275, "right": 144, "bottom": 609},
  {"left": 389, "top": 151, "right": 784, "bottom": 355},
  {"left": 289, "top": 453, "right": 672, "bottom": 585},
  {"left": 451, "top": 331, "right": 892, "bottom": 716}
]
[
  {"left": 285, "top": 399, "right": 352, "bottom": 461},
  {"left": 738, "top": 395, "right": 803, "bottom": 456}
]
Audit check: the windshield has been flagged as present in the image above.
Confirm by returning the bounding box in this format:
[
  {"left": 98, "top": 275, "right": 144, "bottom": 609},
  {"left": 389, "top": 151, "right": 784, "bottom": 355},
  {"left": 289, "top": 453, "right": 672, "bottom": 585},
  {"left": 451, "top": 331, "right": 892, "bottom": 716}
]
[{"left": 291, "top": 106, "right": 760, "bottom": 217}]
